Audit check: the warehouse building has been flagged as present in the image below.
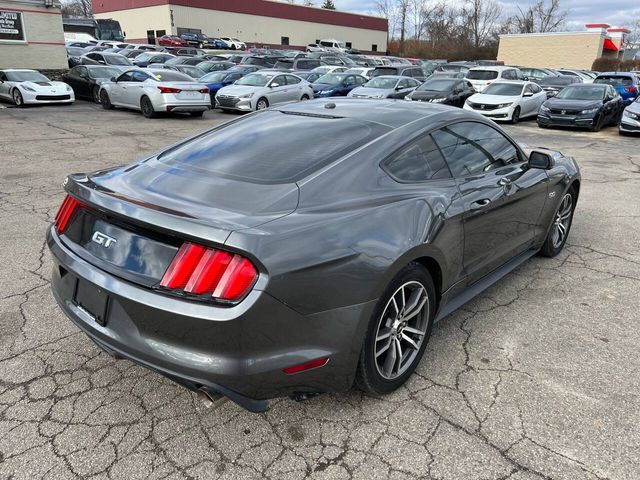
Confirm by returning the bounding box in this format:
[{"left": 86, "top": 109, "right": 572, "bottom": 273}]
[
  {"left": 0, "top": 0, "right": 67, "bottom": 69},
  {"left": 498, "top": 24, "right": 630, "bottom": 70},
  {"left": 92, "top": 0, "right": 388, "bottom": 53}
]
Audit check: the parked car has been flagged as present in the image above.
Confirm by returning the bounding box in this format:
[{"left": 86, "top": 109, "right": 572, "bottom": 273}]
[
  {"left": 371, "top": 65, "right": 426, "bottom": 82},
  {"left": 318, "top": 38, "right": 348, "bottom": 53},
  {"left": 63, "top": 65, "right": 122, "bottom": 103},
  {"left": 99, "top": 68, "right": 210, "bottom": 118},
  {"left": 434, "top": 64, "right": 471, "bottom": 76},
  {"left": 80, "top": 52, "right": 133, "bottom": 68},
  {"left": 0, "top": 69, "right": 74, "bottom": 106},
  {"left": 311, "top": 73, "right": 368, "bottom": 98},
  {"left": 239, "top": 55, "right": 282, "bottom": 68},
  {"left": 538, "top": 83, "right": 624, "bottom": 131},
  {"left": 464, "top": 81, "right": 546, "bottom": 123},
  {"left": 157, "top": 35, "right": 187, "bottom": 47},
  {"left": 133, "top": 52, "right": 175, "bottom": 67},
  {"left": 152, "top": 64, "right": 206, "bottom": 79},
  {"left": 464, "top": 66, "right": 525, "bottom": 93},
  {"left": 163, "top": 47, "right": 203, "bottom": 57},
  {"left": 215, "top": 71, "right": 313, "bottom": 111},
  {"left": 344, "top": 67, "right": 376, "bottom": 79},
  {"left": 619, "top": 96, "right": 640, "bottom": 134},
  {"left": 294, "top": 71, "right": 322, "bottom": 83},
  {"left": 180, "top": 32, "right": 213, "bottom": 48},
  {"left": 165, "top": 56, "right": 204, "bottom": 66},
  {"left": 348, "top": 75, "right": 420, "bottom": 99},
  {"left": 538, "top": 75, "right": 580, "bottom": 97},
  {"left": 219, "top": 37, "right": 246, "bottom": 50},
  {"left": 207, "top": 38, "right": 228, "bottom": 49},
  {"left": 593, "top": 72, "right": 640, "bottom": 105},
  {"left": 406, "top": 77, "right": 475, "bottom": 107},
  {"left": 226, "top": 65, "right": 262, "bottom": 75},
  {"left": 122, "top": 49, "right": 147, "bottom": 59},
  {"left": 196, "top": 61, "right": 235, "bottom": 74},
  {"left": 428, "top": 71, "right": 466, "bottom": 80},
  {"left": 556, "top": 68, "right": 593, "bottom": 83},
  {"left": 48, "top": 99, "right": 581, "bottom": 412},
  {"left": 306, "top": 52, "right": 356, "bottom": 67},
  {"left": 274, "top": 58, "right": 324, "bottom": 71},
  {"left": 66, "top": 46, "right": 86, "bottom": 68},
  {"left": 517, "top": 67, "right": 558, "bottom": 84},
  {"left": 312, "top": 65, "right": 348, "bottom": 75},
  {"left": 199, "top": 70, "right": 245, "bottom": 104}
]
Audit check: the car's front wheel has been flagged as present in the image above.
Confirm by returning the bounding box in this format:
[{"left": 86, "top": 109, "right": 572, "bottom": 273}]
[
  {"left": 540, "top": 187, "right": 576, "bottom": 257},
  {"left": 511, "top": 106, "right": 521, "bottom": 124},
  {"left": 355, "top": 263, "right": 436, "bottom": 395},
  {"left": 12, "top": 88, "right": 24, "bottom": 107},
  {"left": 100, "top": 90, "right": 114, "bottom": 109},
  {"left": 256, "top": 97, "right": 269, "bottom": 110}
]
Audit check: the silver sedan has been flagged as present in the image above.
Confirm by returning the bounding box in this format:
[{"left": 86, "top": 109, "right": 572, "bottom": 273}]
[
  {"left": 99, "top": 68, "right": 210, "bottom": 118},
  {"left": 215, "top": 72, "right": 314, "bottom": 112}
]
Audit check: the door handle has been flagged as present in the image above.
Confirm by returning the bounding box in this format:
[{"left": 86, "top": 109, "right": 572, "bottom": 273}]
[{"left": 470, "top": 198, "right": 491, "bottom": 210}]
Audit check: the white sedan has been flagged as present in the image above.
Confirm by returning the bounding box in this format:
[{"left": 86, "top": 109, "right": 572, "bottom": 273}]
[
  {"left": 463, "top": 81, "right": 547, "bottom": 123},
  {"left": 0, "top": 69, "right": 74, "bottom": 106},
  {"left": 99, "top": 68, "right": 210, "bottom": 118}
]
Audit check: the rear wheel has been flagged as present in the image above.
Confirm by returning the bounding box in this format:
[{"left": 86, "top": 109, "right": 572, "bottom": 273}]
[
  {"left": 12, "top": 88, "right": 24, "bottom": 107},
  {"left": 100, "top": 90, "right": 114, "bottom": 110},
  {"left": 140, "top": 96, "right": 157, "bottom": 118},
  {"left": 92, "top": 86, "right": 101, "bottom": 104},
  {"left": 355, "top": 263, "right": 436, "bottom": 395},
  {"left": 511, "top": 106, "right": 521, "bottom": 124},
  {"left": 256, "top": 97, "right": 269, "bottom": 110},
  {"left": 540, "top": 188, "right": 575, "bottom": 257}
]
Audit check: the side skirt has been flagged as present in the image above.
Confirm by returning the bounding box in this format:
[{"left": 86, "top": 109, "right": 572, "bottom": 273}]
[{"left": 434, "top": 248, "right": 538, "bottom": 323}]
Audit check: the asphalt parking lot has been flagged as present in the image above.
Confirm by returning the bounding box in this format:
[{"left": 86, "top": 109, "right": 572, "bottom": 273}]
[{"left": 1, "top": 102, "right": 639, "bottom": 480}]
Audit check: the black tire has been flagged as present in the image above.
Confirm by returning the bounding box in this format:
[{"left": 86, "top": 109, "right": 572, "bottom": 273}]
[
  {"left": 92, "top": 86, "right": 101, "bottom": 104},
  {"left": 511, "top": 106, "right": 520, "bottom": 124},
  {"left": 12, "top": 88, "right": 24, "bottom": 107},
  {"left": 189, "top": 111, "right": 204, "bottom": 117},
  {"left": 231, "top": 44, "right": 237, "bottom": 50},
  {"left": 355, "top": 263, "right": 436, "bottom": 395},
  {"left": 140, "top": 96, "right": 157, "bottom": 118},
  {"left": 256, "top": 97, "right": 269, "bottom": 110},
  {"left": 590, "top": 114, "right": 603, "bottom": 132},
  {"left": 301, "top": 94, "right": 310, "bottom": 101},
  {"left": 100, "top": 90, "right": 114, "bottom": 110},
  {"left": 539, "top": 186, "right": 576, "bottom": 257},
  {"left": 537, "top": 121, "right": 547, "bottom": 129}
]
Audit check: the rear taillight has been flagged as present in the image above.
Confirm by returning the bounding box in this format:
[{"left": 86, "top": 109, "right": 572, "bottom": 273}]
[
  {"left": 198, "top": 87, "right": 209, "bottom": 94},
  {"left": 158, "top": 86, "right": 181, "bottom": 94},
  {"left": 160, "top": 242, "right": 258, "bottom": 301},
  {"left": 54, "top": 195, "right": 82, "bottom": 234},
  {"left": 624, "top": 86, "right": 637, "bottom": 93}
]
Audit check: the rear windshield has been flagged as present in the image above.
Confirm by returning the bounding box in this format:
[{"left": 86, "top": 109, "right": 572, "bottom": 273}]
[
  {"left": 372, "top": 67, "right": 397, "bottom": 77},
  {"left": 467, "top": 70, "right": 499, "bottom": 80},
  {"left": 594, "top": 76, "right": 633, "bottom": 86},
  {"left": 157, "top": 111, "right": 385, "bottom": 184},
  {"left": 148, "top": 71, "right": 194, "bottom": 82}
]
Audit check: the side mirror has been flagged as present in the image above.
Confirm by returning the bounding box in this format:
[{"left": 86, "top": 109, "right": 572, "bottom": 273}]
[
  {"left": 395, "top": 85, "right": 403, "bottom": 91},
  {"left": 523, "top": 91, "right": 533, "bottom": 97},
  {"left": 529, "top": 150, "right": 555, "bottom": 170},
  {"left": 110, "top": 76, "right": 117, "bottom": 82},
  {"left": 269, "top": 82, "right": 280, "bottom": 88}
]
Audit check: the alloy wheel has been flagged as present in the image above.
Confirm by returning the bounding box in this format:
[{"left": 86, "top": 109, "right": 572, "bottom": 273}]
[
  {"left": 551, "top": 193, "right": 573, "bottom": 248},
  {"left": 12, "top": 89, "right": 23, "bottom": 106},
  {"left": 256, "top": 99, "right": 268, "bottom": 110},
  {"left": 374, "top": 281, "right": 429, "bottom": 380}
]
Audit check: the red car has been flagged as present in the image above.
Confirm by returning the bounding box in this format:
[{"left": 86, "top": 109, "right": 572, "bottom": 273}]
[{"left": 157, "top": 35, "right": 187, "bottom": 47}]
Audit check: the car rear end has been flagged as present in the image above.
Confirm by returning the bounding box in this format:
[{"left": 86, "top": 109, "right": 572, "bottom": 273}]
[
  {"left": 465, "top": 68, "right": 499, "bottom": 92},
  {"left": 150, "top": 80, "right": 211, "bottom": 112},
  {"left": 594, "top": 73, "right": 639, "bottom": 105}
]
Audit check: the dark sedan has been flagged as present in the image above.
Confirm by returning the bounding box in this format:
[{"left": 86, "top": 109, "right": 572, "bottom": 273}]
[
  {"left": 132, "top": 52, "right": 175, "bottom": 67},
  {"left": 538, "top": 83, "right": 624, "bottom": 131},
  {"left": 62, "top": 65, "right": 123, "bottom": 103},
  {"left": 196, "top": 61, "right": 235, "bottom": 74},
  {"left": 406, "top": 77, "right": 475, "bottom": 106},
  {"left": 80, "top": 52, "right": 133, "bottom": 68},
  {"left": 311, "top": 73, "right": 368, "bottom": 97},
  {"left": 539, "top": 75, "right": 580, "bottom": 97},
  {"left": 48, "top": 99, "right": 580, "bottom": 412}
]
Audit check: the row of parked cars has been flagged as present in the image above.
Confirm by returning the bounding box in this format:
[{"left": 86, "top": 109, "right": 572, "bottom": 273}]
[{"left": 3, "top": 46, "right": 640, "bottom": 134}]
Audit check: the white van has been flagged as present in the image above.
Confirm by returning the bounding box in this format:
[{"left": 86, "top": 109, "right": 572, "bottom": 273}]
[
  {"left": 319, "top": 39, "right": 348, "bottom": 53},
  {"left": 64, "top": 32, "right": 98, "bottom": 44}
]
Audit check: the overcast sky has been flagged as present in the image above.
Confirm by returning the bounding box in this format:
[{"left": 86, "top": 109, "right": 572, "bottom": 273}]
[{"left": 327, "top": 0, "right": 638, "bottom": 31}]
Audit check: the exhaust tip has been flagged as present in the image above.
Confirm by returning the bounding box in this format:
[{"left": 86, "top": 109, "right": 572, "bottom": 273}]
[{"left": 196, "top": 387, "right": 228, "bottom": 410}]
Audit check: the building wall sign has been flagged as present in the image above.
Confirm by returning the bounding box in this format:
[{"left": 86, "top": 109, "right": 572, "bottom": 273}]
[{"left": 0, "top": 10, "right": 26, "bottom": 42}]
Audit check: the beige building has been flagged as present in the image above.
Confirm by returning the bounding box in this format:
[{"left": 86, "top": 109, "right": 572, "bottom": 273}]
[
  {"left": 93, "top": 0, "right": 388, "bottom": 53},
  {"left": 498, "top": 24, "right": 630, "bottom": 70},
  {"left": 0, "top": 0, "right": 67, "bottom": 69}
]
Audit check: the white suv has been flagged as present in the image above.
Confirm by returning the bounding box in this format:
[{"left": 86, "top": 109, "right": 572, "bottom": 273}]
[
  {"left": 465, "top": 66, "right": 525, "bottom": 92},
  {"left": 220, "top": 37, "right": 246, "bottom": 50}
]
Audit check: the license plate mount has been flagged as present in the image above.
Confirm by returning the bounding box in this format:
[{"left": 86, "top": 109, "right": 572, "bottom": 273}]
[{"left": 74, "top": 278, "right": 110, "bottom": 326}]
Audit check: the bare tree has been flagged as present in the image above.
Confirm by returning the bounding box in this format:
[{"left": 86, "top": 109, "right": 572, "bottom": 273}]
[
  {"left": 374, "top": 0, "right": 399, "bottom": 40},
  {"left": 462, "top": 0, "right": 502, "bottom": 48},
  {"left": 61, "top": 0, "right": 92, "bottom": 17},
  {"left": 511, "top": 0, "right": 567, "bottom": 33},
  {"left": 397, "top": 0, "right": 410, "bottom": 53},
  {"left": 409, "top": 0, "right": 430, "bottom": 40}
]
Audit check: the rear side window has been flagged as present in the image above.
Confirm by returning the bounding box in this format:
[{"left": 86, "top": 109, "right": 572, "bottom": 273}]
[
  {"left": 432, "top": 122, "right": 520, "bottom": 177},
  {"left": 383, "top": 135, "right": 451, "bottom": 182},
  {"left": 157, "top": 111, "right": 386, "bottom": 184}
]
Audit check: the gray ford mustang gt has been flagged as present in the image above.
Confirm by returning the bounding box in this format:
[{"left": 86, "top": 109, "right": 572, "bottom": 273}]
[{"left": 48, "top": 99, "right": 580, "bottom": 412}]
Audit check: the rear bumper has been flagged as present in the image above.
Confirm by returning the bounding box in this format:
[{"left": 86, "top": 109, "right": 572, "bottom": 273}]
[{"left": 47, "top": 227, "right": 372, "bottom": 410}]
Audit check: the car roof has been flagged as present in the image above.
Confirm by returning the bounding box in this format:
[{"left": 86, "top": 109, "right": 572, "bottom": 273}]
[
  {"left": 2, "top": 68, "right": 38, "bottom": 72},
  {"left": 568, "top": 83, "right": 607, "bottom": 88},
  {"left": 274, "top": 98, "right": 457, "bottom": 129},
  {"left": 489, "top": 80, "right": 527, "bottom": 85},
  {"left": 597, "top": 72, "right": 635, "bottom": 77},
  {"left": 469, "top": 66, "right": 516, "bottom": 71}
]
